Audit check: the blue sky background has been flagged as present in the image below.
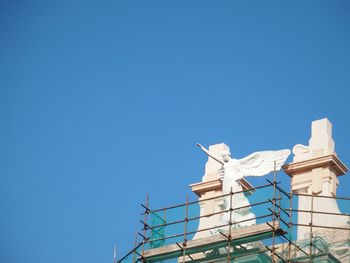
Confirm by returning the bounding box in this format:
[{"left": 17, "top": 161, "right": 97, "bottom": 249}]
[{"left": 1, "top": 1, "right": 350, "bottom": 263}]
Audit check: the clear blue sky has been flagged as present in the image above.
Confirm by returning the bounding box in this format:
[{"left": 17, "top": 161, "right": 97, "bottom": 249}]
[{"left": 1, "top": 1, "right": 350, "bottom": 263}]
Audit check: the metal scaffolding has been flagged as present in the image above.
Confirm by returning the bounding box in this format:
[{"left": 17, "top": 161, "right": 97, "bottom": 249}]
[{"left": 117, "top": 170, "right": 350, "bottom": 263}]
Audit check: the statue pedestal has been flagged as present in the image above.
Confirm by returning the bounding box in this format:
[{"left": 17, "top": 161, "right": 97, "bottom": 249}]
[{"left": 283, "top": 118, "right": 349, "bottom": 242}]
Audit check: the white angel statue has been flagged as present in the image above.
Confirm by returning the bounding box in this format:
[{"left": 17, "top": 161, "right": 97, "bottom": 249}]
[{"left": 197, "top": 143, "right": 290, "bottom": 231}]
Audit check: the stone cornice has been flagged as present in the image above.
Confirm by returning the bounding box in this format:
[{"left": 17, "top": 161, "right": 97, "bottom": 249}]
[
  {"left": 283, "top": 154, "right": 348, "bottom": 177},
  {"left": 190, "top": 179, "right": 254, "bottom": 197},
  {"left": 190, "top": 179, "right": 222, "bottom": 197}
]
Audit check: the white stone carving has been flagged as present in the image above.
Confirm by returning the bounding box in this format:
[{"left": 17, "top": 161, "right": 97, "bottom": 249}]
[{"left": 197, "top": 143, "right": 290, "bottom": 232}]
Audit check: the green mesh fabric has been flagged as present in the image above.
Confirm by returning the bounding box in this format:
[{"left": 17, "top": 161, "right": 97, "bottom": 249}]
[{"left": 150, "top": 211, "right": 166, "bottom": 249}]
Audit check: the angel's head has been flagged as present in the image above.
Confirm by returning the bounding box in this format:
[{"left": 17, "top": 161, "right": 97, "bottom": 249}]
[{"left": 221, "top": 150, "right": 231, "bottom": 162}]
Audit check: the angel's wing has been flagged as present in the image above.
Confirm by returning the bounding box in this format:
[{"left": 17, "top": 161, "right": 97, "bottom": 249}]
[{"left": 237, "top": 149, "right": 291, "bottom": 177}]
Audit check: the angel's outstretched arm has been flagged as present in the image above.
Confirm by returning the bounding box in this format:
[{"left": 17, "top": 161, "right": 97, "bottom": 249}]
[{"left": 196, "top": 143, "right": 224, "bottom": 165}]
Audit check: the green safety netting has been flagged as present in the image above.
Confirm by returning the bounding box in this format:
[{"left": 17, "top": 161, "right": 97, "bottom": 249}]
[{"left": 150, "top": 211, "right": 166, "bottom": 249}]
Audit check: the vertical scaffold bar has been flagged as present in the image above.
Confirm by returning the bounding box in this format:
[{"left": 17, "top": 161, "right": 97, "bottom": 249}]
[
  {"left": 277, "top": 180, "right": 283, "bottom": 261},
  {"left": 142, "top": 193, "right": 149, "bottom": 262},
  {"left": 227, "top": 186, "right": 233, "bottom": 263},
  {"left": 272, "top": 161, "right": 277, "bottom": 263},
  {"left": 288, "top": 190, "right": 293, "bottom": 262},
  {"left": 309, "top": 193, "right": 314, "bottom": 263},
  {"left": 182, "top": 195, "right": 189, "bottom": 263},
  {"left": 277, "top": 189, "right": 282, "bottom": 219}
]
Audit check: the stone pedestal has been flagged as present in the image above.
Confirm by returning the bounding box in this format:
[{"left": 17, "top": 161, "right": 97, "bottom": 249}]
[{"left": 283, "top": 118, "right": 349, "bottom": 243}]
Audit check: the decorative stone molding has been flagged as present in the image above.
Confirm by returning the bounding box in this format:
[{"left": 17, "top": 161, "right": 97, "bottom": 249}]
[{"left": 284, "top": 154, "right": 348, "bottom": 195}]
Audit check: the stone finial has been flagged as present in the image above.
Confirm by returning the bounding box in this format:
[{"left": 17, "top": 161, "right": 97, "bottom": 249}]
[
  {"left": 293, "top": 118, "right": 336, "bottom": 162},
  {"left": 309, "top": 118, "right": 335, "bottom": 156},
  {"left": 288, "top": 118, "right": 347, "bottom": 195}
]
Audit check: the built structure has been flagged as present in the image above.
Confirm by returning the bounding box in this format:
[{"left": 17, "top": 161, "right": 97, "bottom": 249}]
[{"left": 118, "top": 119, "right": 350, "bottom": 263}]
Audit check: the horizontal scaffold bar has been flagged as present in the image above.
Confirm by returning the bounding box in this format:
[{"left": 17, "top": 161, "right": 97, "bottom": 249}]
[{"left": 142, "top": 221, "right": 285, "bottom": 262}]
